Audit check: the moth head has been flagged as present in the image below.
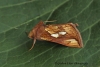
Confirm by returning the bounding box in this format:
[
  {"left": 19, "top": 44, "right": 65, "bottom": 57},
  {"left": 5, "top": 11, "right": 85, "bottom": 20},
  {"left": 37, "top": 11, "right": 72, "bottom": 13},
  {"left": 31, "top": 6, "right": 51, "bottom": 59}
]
[
  {"left": 28, "top": 28, "right": 37, "bottom": 50},
  {"left": 28, "top": 21, "right": 44, "bottom": 50},
  {"left": 28, "top": 30, "right": 36, "bottom": 39},
  {"left": 28, "top": 21, "right": 44, "bottom": 39}
]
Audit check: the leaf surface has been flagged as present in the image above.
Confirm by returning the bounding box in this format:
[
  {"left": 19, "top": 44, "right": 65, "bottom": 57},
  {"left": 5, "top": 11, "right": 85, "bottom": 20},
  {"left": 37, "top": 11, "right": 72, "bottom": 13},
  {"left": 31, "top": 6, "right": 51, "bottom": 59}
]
[{"left": 0, "top": 0, "right": 100, "bottom": 67}]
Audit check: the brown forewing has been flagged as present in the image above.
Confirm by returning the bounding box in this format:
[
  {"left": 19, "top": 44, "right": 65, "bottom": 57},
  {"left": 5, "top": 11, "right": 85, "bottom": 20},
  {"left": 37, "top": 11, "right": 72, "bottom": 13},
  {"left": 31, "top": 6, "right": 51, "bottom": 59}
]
[{"left": 40, "top": 23, "right": 83, "bottom": 48}]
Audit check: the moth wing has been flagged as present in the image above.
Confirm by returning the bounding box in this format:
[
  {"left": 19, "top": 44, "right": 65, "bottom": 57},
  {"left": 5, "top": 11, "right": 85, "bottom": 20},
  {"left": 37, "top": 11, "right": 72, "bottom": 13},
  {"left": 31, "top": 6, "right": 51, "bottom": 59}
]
[{"left": 40, "top": 23, "right": 83, "bottom": 48}]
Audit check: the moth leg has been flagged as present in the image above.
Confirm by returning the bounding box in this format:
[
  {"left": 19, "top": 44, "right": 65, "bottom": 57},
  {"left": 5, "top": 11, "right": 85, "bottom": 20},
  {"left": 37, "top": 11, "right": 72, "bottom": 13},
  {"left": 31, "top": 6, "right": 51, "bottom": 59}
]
[{"left": 29, "top": 38, "right": 36, "bottom": 51}]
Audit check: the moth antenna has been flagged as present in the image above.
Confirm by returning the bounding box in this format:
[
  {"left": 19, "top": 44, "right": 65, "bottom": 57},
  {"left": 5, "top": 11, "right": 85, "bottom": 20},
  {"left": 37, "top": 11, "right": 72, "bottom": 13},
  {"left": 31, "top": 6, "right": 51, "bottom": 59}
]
[
  {"left": 29, "top": 38, "right": 36, "bottom": 51},
  {"left": 44, "top": 20, "right": 57, "bottom": 24}
]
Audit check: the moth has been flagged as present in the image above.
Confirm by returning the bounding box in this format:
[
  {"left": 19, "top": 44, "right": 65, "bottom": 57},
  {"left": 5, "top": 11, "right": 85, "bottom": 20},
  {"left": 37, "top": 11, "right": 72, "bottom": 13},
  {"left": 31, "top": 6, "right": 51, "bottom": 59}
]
[{"left": 28, "top": 21, "right": 83, "bottom": 50}]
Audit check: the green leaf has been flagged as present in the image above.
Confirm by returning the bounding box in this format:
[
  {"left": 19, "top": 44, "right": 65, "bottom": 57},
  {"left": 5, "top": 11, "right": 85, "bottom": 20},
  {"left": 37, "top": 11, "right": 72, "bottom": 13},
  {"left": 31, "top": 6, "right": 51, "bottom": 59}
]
[{"left": 0, "top": 0, "right": 100, "bottom": 67}]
